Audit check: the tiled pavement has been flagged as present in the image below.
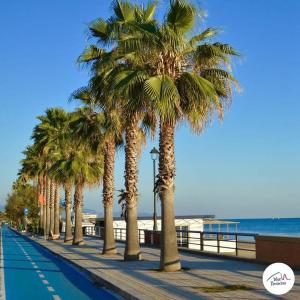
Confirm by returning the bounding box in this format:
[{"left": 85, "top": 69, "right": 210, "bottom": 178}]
[{"left": 28, "top": 235, "right": 300, "bottom": 300}]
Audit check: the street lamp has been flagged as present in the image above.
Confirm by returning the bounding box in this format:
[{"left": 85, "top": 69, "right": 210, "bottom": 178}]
[{"left": 150, "top": 147, "right": 159, "bottom": 231}]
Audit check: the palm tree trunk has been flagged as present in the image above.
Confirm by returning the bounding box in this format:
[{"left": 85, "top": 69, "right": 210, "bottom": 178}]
[
  {"left": 124, "top": 116, "right": 141, "bottom": 261},
  {"left": 49, "top": 180, "right": 55, "bottom": 237},
  {"left": 102, "top": 140, "right": 117, "bottom": 254},
  {"left": 53, "top": 184, "right": 60, "bottom": 239},
  {"left": 64, "top": 183, "right": 73, "bottom": 242},
  {"left": 39, "top": 204, "right": 43, "bottom": 232},
  {"left": 159, "top": 121, "right": 181, "bottom": 272},
  {"left": 45, "top": 176, "right": 51, "bottom": 238},
  {"left": 43, "top": 175, "right": 47, "bottom": 235},
  {"left": 73, "top": 182, "right": 84, "bottom": 245},
  {"left": 38, "top": 176, "right": 43, "bottom": 230}
]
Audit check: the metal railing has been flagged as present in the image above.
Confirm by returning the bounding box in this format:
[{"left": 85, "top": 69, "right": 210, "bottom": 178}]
[{"left": 83, "top": 225, "right": 257, "bottom": 259}]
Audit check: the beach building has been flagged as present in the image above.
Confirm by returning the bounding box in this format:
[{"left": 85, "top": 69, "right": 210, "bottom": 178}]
[
  {"left": 92, "top": 215, "right": 239, "bottom": 253},
  {"left": 61, "top": 212, "right": 97, "bottom": 234},
  {"left": 61, "top": 213, "right": 240, "bottom": 254}
]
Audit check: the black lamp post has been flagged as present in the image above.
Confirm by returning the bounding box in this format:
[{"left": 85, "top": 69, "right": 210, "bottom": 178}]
[{"left": 150, "top": 147, "right": 159, "bottom": 231}]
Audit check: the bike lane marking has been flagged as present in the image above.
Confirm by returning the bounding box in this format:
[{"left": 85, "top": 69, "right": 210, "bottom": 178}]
[
  {"left": 0, "top": 228, "right": 6, "bottom": 300},
  {"left": 13, "top": 237, "right": 58, "bottom": 297},
  {"left": 4, "top": 228, "right": 119, "bottom": 300},
  {"left": 2, "top": 227, "right": 57, "bottom": 300}
]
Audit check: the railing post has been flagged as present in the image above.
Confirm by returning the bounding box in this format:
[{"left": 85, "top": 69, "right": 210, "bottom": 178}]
[
  {"left": 254, "top": 235, "right": 257, "bottom": 258},
  {"left": 235, "top": 234, "right": 238, "bottom": 256},
  {"left": 200, "top": 232, "right": 204, "bottom": 251},
  {"left": 186, "top": 230, "right": 189, "bottom": 248}
]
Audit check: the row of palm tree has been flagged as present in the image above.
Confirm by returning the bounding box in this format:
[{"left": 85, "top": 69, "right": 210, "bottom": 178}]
[
  {"left": 20, "top": 108, "right": 104, "bottom": 244},
  {"left": 18, "top": 0, "right": 239, "bottom": 272}
]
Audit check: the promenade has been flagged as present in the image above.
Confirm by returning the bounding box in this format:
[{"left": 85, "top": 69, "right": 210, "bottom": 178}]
[{"left": 29, "top": 234, "right": 300, "bottom": 300}]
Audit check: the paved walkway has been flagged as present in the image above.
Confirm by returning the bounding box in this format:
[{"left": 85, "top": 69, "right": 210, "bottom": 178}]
[{"left": 30, "top": 235, "right": 300, "bottom": 300}]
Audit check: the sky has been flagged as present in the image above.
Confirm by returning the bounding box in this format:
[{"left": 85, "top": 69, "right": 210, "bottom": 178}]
[{"left": 0, "top": 0, "right": 299, "bottom": 219}]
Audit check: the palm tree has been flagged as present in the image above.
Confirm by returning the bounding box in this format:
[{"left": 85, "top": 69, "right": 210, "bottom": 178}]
[
  {"left": 49, "top": 179, "right": 55, "bottom": 235},
  {"left": 49, "top": 150, "right": 74, "bottom": 242},
  {"left": 54, "top": 183, "right": 60, "bottom": 238},
  {"left": 71, "top": 86, "right": 123, "bottom": 254},
  {"left": 69, "top": 111, "right": 104, "bottom": 245},
  {"left": 104, "top": 0, "right": 239, "bottom": 271},
  {"left": 80, "top": 0, "right": 157, "bottom": 261},
  {"left": 19, "top": 145, "right": 45, "bottom": 231},
  {"left": 32, "top": 108, "right": 73, "bottom": 239},
  {"left": 50, "top": 147, "right": 74, "bottom": 243},
  {"left": 43, "top": 109, "right": 74, "bottom": 240}
]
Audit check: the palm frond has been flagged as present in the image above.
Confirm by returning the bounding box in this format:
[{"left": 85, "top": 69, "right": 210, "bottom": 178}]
[
  {"left": 89, "top": 18, "right": 109, "bottom": 41},
  {"left": 166, "top": 0, "right": 196, "bottom": 33},
  {"left": 189, "top": 28, "right": 219, "bottom": 46},
  {"left": 78, "top": 45, "right": 105, "bottom": 64}
]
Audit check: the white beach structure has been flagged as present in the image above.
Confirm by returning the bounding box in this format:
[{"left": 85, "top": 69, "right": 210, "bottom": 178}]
[
  {"left": 61, "top": 212, "right": 97, "bottom": 234},
  {"left": 94, "top": 215, "right": 239, "bottom": 254}
]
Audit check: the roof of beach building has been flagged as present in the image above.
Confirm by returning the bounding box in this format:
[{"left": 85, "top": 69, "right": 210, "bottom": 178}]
[{"left": 95, "top": 215, "right": 239, "bottom": 224}]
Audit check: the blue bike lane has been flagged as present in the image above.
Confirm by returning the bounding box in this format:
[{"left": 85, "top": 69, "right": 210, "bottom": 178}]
[{"left": 0, "top": 226, "right": 118, "bottom": 300}]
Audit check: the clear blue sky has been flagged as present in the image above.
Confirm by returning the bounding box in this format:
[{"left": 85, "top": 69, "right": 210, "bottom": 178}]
[{"left": 0, "top": 0, "right": 299, "bottom": 218}]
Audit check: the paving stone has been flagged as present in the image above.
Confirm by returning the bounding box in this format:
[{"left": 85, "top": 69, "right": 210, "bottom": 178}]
[{"left": 28, "top": 235, "right": 300, "bottom": 300}]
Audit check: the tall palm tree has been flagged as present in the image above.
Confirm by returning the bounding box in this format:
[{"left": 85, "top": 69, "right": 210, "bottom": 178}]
[
  {"left": 80, "top": 0, "right": 157, "bottom": 261},
  {"left": 50, "top": 143, "right": 75, "bottom": 243},
  {"left": 71, "top": 86, "right": 123, "bottom": 254},
  {"left": 68, "top": 111, "right": 104, "bottom": 245},
  {"left": 45, "top": 110, "right": 75, "bottom": 242},
  {"left": 32, "top": 108, "right": 73, "bottom": 238},
  {"left": 105, "top": 0, "right": 239, "bottom": 271},
  {"left": 54, "top": 183, "right": 60, "bottom": 238},
  {"left": 49, "top": 179, "right": 55, "bottom": 235},
  {"left": 19, "top": 145, "right": 45, "bottom": 231}
]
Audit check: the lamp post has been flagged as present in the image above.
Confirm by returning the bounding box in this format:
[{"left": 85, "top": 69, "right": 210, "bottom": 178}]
[{"left": 150, "top": 147, "right": 159, "bottom": 231}]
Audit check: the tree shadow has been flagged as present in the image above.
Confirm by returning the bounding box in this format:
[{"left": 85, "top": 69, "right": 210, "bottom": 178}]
[{"left": 35, "top": 236, "right": 299, "bottom": 300}]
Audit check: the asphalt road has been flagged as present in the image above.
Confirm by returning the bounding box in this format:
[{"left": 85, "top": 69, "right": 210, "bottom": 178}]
[{"left": 0, "top": 226, "right": 118, "bottom": 300}]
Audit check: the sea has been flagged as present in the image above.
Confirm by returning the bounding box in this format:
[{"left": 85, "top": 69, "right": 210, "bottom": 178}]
[{"left": 204, "top": 218, "right": 300, "bottom": 237}]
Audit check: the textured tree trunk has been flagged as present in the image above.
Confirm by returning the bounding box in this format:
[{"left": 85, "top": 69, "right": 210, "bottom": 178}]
[
  {"left": 43, "top": 175, "right": 47, "bottom": 235},
  {"left": 49, "top": 180, "right": 55, "bottom": 237},
  {"left": 53, "top": 184, "right": 60, "bottom": 239},
  {"left": 124, "top": 116, "right": 141, "bottom": 261},
  {"left": 39, "top": 205, "right": 43, "bottom": 232},
  {"left": 64, "top": 183, "right": 73, "bottom": 242},
  {"left": 159, "top": 121, "right": 181, "bottom": 271},
  {"left": 45, "top": 177, "right": 51, "bottom": 238},
  {"left": 73, "top": 182, "right": 84, "bottom": 245},
  {"left": 38, "top": 176, "right": 43, "bottom": 230},
  {"left": 102, "top": 140, "right": 117, "bottom": 254}
]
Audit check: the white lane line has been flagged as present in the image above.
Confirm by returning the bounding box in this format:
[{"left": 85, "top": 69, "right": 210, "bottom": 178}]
[
  {"left": 0, "top": 228, "right": 6, "bottom": 300},
  {"left": 13, "top": 233, "right": 61, "bottom": 298}
]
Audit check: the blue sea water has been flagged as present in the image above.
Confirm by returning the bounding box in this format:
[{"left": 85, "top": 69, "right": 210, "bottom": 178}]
[{"left": 204, "top": 218, "right": 300, "bottom": 237}]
